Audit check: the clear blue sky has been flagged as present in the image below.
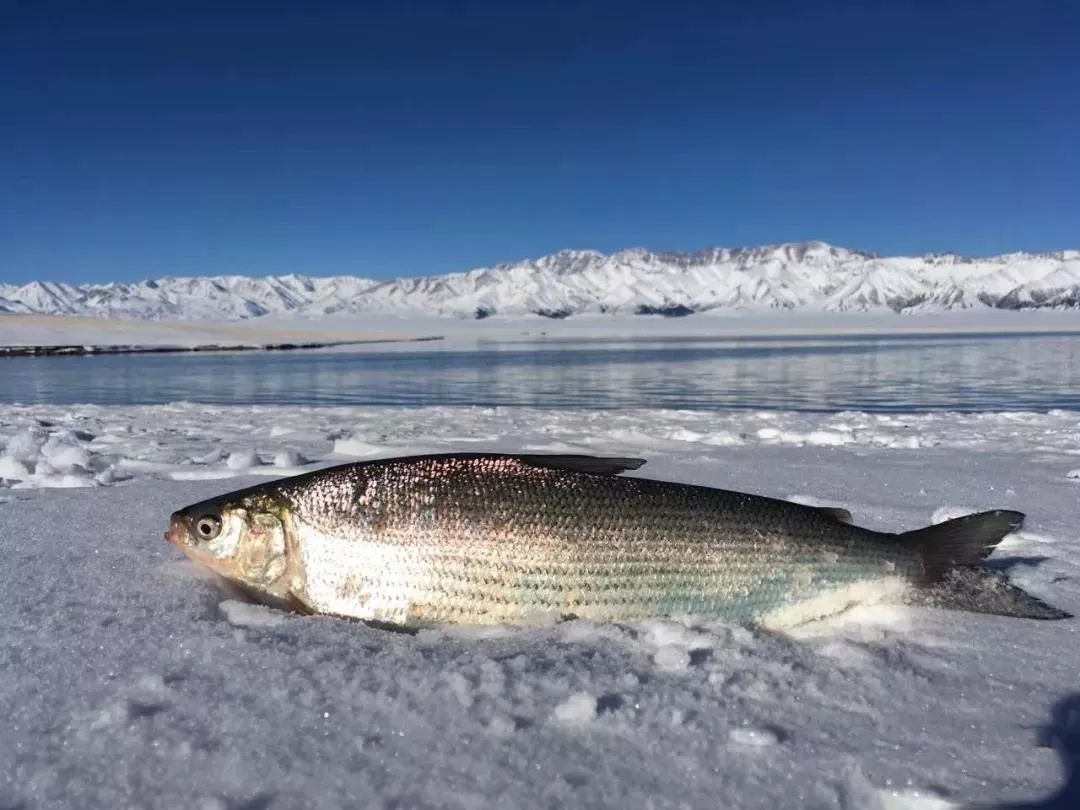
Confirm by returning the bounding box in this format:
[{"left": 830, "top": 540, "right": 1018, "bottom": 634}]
[{"left": 1, "top": 1, "right": 1076, "bottom": 285}]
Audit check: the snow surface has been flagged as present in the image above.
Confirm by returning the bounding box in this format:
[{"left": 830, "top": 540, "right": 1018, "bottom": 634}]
[
  {"left": 0, "top": 312, "right": 438, "bottom": 350},
  {"left": 2, "top": 404, "right": 1079, "bottom": 808},
  {"left": 4, "top": 242, "right": 1080, "bottom": 321},
  {"left": 3, "top": 309, "right": 1080, "bottom": 353}
]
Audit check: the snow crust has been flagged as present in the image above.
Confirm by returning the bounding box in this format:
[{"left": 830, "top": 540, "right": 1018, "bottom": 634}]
[
  {"left": 3, "top": 404, "right": 1080, "bottom": 490},
  {"left": 4, "top": 241, "right": 1080, "bottom": 321},
  {"left": 1, "top": 404, "right": 1079, "bottom": 808}
]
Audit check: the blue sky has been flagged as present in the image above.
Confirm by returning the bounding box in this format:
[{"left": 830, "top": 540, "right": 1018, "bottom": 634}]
[{"left": 1, "top": 0, "right": 1076, "bottom": 285}]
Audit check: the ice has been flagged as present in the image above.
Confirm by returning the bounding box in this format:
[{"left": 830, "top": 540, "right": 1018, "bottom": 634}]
[
  {"left": 729, "top": 726, "right": 782, "bottom": 747},
  {"left": 0, "top": 455, "right": 30, "bottom": 481},
  {"left": 331, "top": 436, "right": 387, "bottom": 457},
  {"left": 168, "top": 469, "right": 241, "bottom": 481},
  {"left": 878, "top": 793, "right": 955, "bottom": 810},
  {"left": 0, "top": 402, "right": 1078, "bottom": 807},
  {"left": 5, "top": 427, "right": 45, "bottom": 462},
  {"left": 219, "top": 599, "right": 289, "bottom": 628},
  {"left": 754, "top": 427, "right": 853, "bottom": 446},
  {"left": 788, "top": 493, "right": 851, "bottom": 511},
  {"left": 552, "top": 692, "right": 598, "bottom": 728},
  {"left": 931, "top": 506, "right": 977, "bottom": 524},
  {"left": 224, "top": 448, "right": 261, "bottom": 470},
  {"left": 0, "top": 426, "right": 104, "bottom": 488},
  {"left": 273, "top": 449, "right": 308, "bottom": 467}
]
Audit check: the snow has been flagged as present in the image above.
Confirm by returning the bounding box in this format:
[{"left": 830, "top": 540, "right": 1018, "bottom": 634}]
[
  {"left": 4, "top": 242, "right": 1080, "bottom": 322},
  {"left": 0, "top": 311, "right": 436, "bottom": 350},
  {"left": 1, "top": 403, "right": 1079, "bottom": 807},
  {"left": 4, "top": 308, "right": 1080, "bottom": 356}
]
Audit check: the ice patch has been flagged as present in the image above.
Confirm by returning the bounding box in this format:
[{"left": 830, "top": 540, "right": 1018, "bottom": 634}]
[
  {"left": 728, "top": 726, "right": 781, "bottom": 748},
  {"left": 552, "top": 692, "right": 596, "bottom": 728},
  {"left": 193, "top": 447, "right": 225, "bottom": 464},
  {"left": 332, "top": 437, "right": 386, "bottom": 457},
  {"left": 14, "top": 472, "right": 97, "bottom": 489},
  {"left": 0, "top": 427, "right": 107, "bottom": 488},
  {"left": 877, "top": 791, "right": 955, "bottom": 810},
  {"left": 225, "top": 449, "right": 262, "bottom": 470},
  {"left": 0, "top": 455, "right": 30, "bottom": 481},
  {"left": 805, "top": 430, "right": 853, "bottom": 446},
  {"left": 788, "top": 493, "right": 851, "bottom": 511},
  {"left": 666, "top": 427, "right": 706, "bottom": 443},
  {"left": 3, "top": 427, "right": 46, "bottom": 463},
  {"left": 930, "top": 506, "right": 976, "bottom": 524},
  {"left": 634, "top": 618, "right": 715, "bottom": 673},
  {"left": 755, "top": 428, "right": 853, "bottom": 446},
  {"left": 701, "top": 430, "right": 742, "bottom": 446},
  {"left": 273, "top": 448, "right": 309, "bottom": 467},
  {"left": 168, "top": 469, "right": 240, "bottom": 481},
  {"left": 41, "top": 438, "right": 92, "bottom": 473},
  {"left": 219, "top": 599, "right": 289, "bottom": 628}
]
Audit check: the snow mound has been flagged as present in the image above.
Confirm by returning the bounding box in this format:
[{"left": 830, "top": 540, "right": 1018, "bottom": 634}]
[
  {"left": 4, "top": 404, "right": 1080, "bottom": 495},
  {"left": 0, "top": 426, "right": 118, "bottom": 488}
]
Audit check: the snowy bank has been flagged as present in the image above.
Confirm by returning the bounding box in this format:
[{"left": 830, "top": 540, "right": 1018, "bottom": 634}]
[
  {"left": 1, "top": 404, "right": 1079, "bottom": 808},
  {"left": 4, "top": 309, "right": 1080, "bottom": 352}
]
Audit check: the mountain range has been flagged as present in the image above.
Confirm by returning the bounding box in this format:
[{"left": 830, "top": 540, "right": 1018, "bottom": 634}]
[{"left": 3, "top": 242, "right": 1079, "bottom": 321}]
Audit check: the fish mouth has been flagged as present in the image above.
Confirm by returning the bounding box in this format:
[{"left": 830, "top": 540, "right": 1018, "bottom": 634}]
[{"left": 165, "top": 513, "right": 194, "bottom": 555}]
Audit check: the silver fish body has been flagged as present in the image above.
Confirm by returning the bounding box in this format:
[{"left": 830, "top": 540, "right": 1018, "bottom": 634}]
[{"left": 166, "top": 453, "right": 1069, "bottom": 627}]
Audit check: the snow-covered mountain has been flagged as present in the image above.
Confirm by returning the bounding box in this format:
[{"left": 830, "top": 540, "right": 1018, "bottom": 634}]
[{"left": 3, "top": 242, "right": 1080, "bottom": 320}]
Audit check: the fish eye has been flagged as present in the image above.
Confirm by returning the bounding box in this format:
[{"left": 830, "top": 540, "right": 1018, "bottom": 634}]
[{"left": 195, "top": 514, "right": 222, "bottom": 541}]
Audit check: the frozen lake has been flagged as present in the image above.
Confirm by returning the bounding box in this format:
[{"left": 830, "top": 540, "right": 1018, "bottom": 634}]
[{"left": 2, "top": 332, "right": 1079, "bottom": 412}]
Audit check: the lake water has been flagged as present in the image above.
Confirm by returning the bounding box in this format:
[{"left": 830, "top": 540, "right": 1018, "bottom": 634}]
[{"left": 1, "top": 333, "right": 1078, "bottom": 413}]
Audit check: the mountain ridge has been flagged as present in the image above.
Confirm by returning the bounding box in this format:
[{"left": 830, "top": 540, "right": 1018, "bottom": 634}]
[{"left": 3, "top": 241, "right": 1080, "bottom": 321}]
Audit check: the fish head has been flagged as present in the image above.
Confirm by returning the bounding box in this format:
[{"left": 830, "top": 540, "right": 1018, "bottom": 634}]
[{"left": 166, "top": 493, "right": 292, "bottom": 599}]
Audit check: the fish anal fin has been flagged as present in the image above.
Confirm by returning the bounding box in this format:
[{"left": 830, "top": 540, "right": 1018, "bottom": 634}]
[
  {"left": 815, "top": 506, "right": 853, "bottom": 524},
  {"left": 514, "top": 454, "right": 646, "bottom": 477}
]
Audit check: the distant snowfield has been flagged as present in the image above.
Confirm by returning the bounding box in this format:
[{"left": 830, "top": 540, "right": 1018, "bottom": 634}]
[
  {"left": 1, "top": 404, "right": 1078, "bottom": 808},
  {"left": 4, "top": 242, "right": 1080, "bottom": 320},
  {"left": 3, "top": 308, "right": 1080, "bottom": 350},
  {"left": 0, "top": 312, "right": 435, "bottom": 350}
]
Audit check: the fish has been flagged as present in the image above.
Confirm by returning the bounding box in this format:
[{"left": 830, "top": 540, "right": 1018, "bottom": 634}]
[{"left": 165, "top": 453, "right": 1070, "bottom": 628}]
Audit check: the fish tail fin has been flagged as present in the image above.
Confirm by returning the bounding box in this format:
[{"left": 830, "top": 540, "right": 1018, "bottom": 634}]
[
  {"left": 899, "top": 510, "right": 1072, "bottom": 620},
  {"left": 900, "top": 510, "right": 1024, "bottom": 582}
]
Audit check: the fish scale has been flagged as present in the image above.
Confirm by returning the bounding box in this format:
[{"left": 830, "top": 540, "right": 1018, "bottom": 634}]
[
  {"left": 272, "top": 455, "right": 916, "bottom": 626},
  {"left": 167, "top": 452, "right": 1069, "bottom": 626}
]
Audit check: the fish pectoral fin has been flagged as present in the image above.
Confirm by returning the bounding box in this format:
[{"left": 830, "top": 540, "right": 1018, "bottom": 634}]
[
  {"left": 815, "top": 506, "right": 853, "bottom": 524},
  {"left": 285, "top": 591, "right": 316, "bottom": 616},
  {"left": 512, "top": 454, "right": 647, "bottom": 477}
]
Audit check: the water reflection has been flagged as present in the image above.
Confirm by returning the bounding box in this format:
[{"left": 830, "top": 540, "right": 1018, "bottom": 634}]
[{"left": 0, "top": 335, "right": 1078, "bottom": 412}]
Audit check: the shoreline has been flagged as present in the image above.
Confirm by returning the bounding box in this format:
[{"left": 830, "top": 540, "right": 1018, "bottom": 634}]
[
  {"left": 0, "top": 335, "right": 444, "bottom": 359},
  {"left": 1, "top": 310, "right": 1079, "bottom": 355}
]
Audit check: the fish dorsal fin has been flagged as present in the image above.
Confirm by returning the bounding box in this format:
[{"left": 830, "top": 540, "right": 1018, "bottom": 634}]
[
  {"left": 513, "top": 454, "right": 646, "bottom": 477},
  {"left": 815, "top": 506, "right": 853, "bottom": 524}
]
